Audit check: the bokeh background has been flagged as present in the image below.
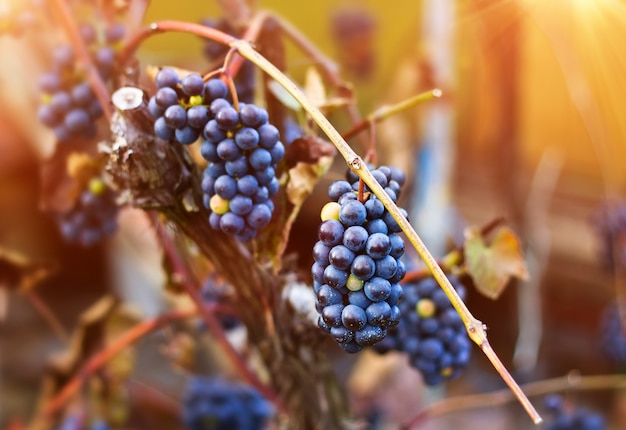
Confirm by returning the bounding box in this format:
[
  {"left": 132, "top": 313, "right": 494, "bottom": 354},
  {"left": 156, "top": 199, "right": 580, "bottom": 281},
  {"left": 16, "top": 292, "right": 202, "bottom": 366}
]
[{"left": 1, "top": 0, "right": 625, "bottom": 429}]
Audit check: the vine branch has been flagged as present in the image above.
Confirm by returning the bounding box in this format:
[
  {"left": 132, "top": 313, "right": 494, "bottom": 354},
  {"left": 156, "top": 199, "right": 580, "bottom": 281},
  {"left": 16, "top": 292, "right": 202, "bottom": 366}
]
[{"left": 43, "top": 307, "right": 199, "bottom": 417}]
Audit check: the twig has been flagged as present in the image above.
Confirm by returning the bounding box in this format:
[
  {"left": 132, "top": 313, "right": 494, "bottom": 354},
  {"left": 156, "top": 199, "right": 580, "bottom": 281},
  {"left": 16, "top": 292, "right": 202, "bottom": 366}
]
[
  {"left": 49, "top": 0, "right": 112, "bottom": 122},
  {"left": 342, "top": 89, "right": 443, "bottom": 142},
  {"left": 43, "top": 307, "right": 198, "bottom": 416},
  {"left": 24, "top": 290, "right": 70, "bottom": 344}
]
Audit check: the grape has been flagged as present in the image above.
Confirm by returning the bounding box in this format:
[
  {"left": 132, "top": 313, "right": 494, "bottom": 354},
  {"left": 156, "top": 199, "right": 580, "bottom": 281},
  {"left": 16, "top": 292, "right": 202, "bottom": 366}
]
[
  {"left": 182, "top": 376, "right": 273, "bottom": 430},
  {"left": 181, "top": 73, "right": 205, "bottom": 96},
  {"left": 591, "top": 201, "right": 626, "bottom": 271},
  {"left": 56, "top": 177, "right": 118, "bottom": 247},
  {"left": 373, "top": 274, "right": 472, "bottom": 385},
  {"left": 599, "top": 301, "right": 626, "bottom": 367},
  {"left": 543, "top": 394, "right": 606, "bottom": 430},
  {"left": 312, "top": 166, "right": 409, "bottom": 352}
]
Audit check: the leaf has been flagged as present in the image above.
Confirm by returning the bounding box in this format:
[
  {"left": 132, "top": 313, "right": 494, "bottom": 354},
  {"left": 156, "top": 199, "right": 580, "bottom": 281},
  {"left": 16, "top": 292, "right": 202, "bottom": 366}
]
[
  {"left": 40, "top": 147, "right": 101, "bottom": 212},
  {"left": 255, "top": 136, "right": 335, "bottom": 272},
  {"left": 304, "top": 67, "right": 327, "bottom": 109},
  {"left": 267, "top": 79, "right": 302, "bottom": 111},
  {"left": 0, "top": 247, "right": 56, "bottom": 292},
  {"left": 464, "top": 226, "right": 529, "bottom": 300}
]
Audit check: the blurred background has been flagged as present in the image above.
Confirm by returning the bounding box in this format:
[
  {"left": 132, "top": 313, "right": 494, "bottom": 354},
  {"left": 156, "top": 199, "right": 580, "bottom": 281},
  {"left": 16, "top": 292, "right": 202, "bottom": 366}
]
[{"left": 1, "top": 0, "right": 625, "bottom": 428}]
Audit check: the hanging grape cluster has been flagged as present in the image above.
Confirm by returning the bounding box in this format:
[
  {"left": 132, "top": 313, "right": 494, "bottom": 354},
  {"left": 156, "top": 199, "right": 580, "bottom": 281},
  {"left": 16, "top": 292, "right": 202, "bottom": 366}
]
[{"left": 313, "top": 166, "right": 408, "bottom": 352}]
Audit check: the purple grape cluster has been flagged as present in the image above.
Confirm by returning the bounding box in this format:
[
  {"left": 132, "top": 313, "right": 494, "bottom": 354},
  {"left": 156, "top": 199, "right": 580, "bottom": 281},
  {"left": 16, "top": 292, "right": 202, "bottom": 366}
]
[
  {"left": 37, "top": 22, "right": 124, "bottom": 142},
  {"left": 313, "top": 166, "right": 408, "bottom": 353},
  {"left": 591, "top": 201, "right": 626, "bottom": 271},
  {"left": 374, "top": 275, "right": 471, "bottom": 386},
  {"left": 200, "top": 100, "right": 284, "bottom": 241},
  {"left": 543, "top": 394, "right": 606, "bottom": 430},
  {"left": 148, "top": 68, "right": 233, "bottom": 145},
  {"left": 182, "top": 376, "right": 274, "bottom": 430},
  {"left": 599, "top": 301, "right": 626, "bottom": 367},
  {"left": 57, "top": 177, "right": 118, "bottom": 247}
]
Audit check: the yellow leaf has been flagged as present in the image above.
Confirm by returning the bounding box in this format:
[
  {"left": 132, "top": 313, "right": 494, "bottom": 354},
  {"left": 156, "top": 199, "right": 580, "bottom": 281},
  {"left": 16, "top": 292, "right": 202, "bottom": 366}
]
[
  {"left": 464, "top": 226, "right": 529, "bottom": 299},
  {"left": 304, "top": 67, "right": 327, "bottom": 108}
]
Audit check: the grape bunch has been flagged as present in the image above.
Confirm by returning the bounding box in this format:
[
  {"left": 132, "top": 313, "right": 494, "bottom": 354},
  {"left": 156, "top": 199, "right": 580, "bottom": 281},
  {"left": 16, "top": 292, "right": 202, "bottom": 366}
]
[
  {"left": 374, "top": 275, "right": 472, "bottom": 386},
  {"left": 599, "top": 301, "right": 626, "bottom": 367},
  {"left": 590, "top": 201, "right": 626, "bottom": 271},
  {"left": 37, "top": 22, "right": 124, "bottom": 142},
  {"left": 148, "top": 68, "right": 232, "bottom": 145},
  {"left": 182, "top": 376, "right": 274, "bottom": 430},
  {"left": 312, "top": 166, "right": 408, "bottom": 353},
  {"left": 543, "top": 394, "right": 606, "bottom": 430},
  {"left": 57, "top": 177, "right": 118, "bottom": 247},
  {"left": 200, "top": 100, "right": 284, "bottom": 241}
]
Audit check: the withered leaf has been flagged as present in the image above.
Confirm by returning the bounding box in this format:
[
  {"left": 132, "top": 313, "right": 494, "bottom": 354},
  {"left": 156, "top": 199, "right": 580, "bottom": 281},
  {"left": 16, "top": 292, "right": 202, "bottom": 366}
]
[
  {"left": 255, "top": 149, "right": 334, "bottom": 272},
  {"left": 40, "top": 146, "right": 101, "bottom": 212},
  {"left": 0, "top": 247, "right": 56, "bottom": 292},
  {"left": 464, "top": 226, "right": 529, "bottom": 300}
]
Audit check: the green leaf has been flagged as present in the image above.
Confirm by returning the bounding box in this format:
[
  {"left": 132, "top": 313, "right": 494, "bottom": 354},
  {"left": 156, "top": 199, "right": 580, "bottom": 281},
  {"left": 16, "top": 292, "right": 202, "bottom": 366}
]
[{"left": 464, "top": 226, "right": 529, "bottom": 300}]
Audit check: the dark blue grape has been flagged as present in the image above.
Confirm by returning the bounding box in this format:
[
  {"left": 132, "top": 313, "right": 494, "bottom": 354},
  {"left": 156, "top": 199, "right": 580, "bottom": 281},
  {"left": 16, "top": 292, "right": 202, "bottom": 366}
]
[
  {"left": 246, "top": 204, "right": 272, "bottom": 229},
  {"left": 217, "top": 138, "right": 241, "bottom": 161},
  {"left": 175, "top": 126, "right": 200, "bottom": 145},
  {"left": 181, "top": 73, "right": 205, "bottom": 96},
  {"left": 342, "top": 226, "right": 368, "bottom": 252},
  {"left": 187, "top": 105, "right": 209, "bottom": 128},
  {"left": 215, "top": 106, "right": 239, "bottom": 130},
  {"left": 205, "top": 79, "right": 228, "bottom": 100},
  {"left": 319, "top": 220, "right": 344, "bottom": 246},
  {"left": 329, "top": 245, "right": 355, "bottom": 271},
  {"left": 164, "top": 105, "right": 187, "bottom": 128},
  {"left": 214, "top": 175, "right": 238, "bottom": 199},
  {"left": 155, "top": 87, "right": 179, "bottom": 107},
  {"left": 155, "top": 68, "right": 180, "bottom": 88},
  {"left": 229, "top": 195, "right": 253, "bottom": 216},
  {"left": 339, "top": 200, "right": 367, "bottom": 227},
  {"left": 235, "top": 127, "right": 260, "bottom": 150}
]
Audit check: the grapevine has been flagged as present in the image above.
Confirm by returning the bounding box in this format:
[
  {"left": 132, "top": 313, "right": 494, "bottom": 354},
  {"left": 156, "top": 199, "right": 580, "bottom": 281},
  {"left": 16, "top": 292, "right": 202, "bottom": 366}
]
[{"left": 10, "top": 2, "right": 620, "bottom": 429}]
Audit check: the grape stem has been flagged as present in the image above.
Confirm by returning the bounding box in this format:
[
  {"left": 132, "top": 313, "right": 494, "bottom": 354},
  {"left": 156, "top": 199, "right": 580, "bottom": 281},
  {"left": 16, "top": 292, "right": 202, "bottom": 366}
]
[
  {"left": 342, "top": 89, "right": 443, "bottom": 142},
  {"left": 42, "top": 307, "right": 199, "bottom": 417},
  {"left": 116, "top": 18, "right": 541, "bottom": 425},
  {"left": 230, "top": 40, "right": 542, "bottom": 425},
  {"left": 49, "top": 0, "right": 113, "bottom": 122}
]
